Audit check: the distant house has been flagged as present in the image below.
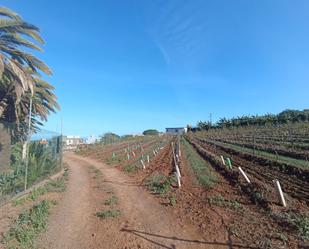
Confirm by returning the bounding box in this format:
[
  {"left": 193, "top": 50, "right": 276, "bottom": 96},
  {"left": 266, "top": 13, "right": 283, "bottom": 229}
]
[
  {"left": 64, "top": 136, "right": 83, "bottom": 149},
  {"left": 165, "top": 127, "right": 187, "bottom": 135}
]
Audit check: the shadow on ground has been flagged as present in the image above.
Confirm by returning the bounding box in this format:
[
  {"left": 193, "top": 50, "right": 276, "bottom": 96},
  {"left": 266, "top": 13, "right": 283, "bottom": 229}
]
[{"left": 121, "top": 228, "right": 260, "bottom": 249}]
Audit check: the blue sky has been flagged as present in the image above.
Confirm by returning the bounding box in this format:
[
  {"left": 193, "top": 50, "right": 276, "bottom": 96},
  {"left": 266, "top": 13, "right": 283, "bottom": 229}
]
[{"left": 3, "top": 0, "right": 309, "bottom": 135}]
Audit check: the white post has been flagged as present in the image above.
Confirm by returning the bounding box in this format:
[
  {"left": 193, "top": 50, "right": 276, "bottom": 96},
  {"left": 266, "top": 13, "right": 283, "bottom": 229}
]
[
  {"left": 273, "top": 180, "right": 287, "bottom": 207},
  {"left": 153, "top": 150, "right": 156, "bottom": 156},
  {"left": 175, "top": 164, "right": 181, "bottom": 178},
  {"left": 220, "top": 155, "right": 225, "bottom": 165},
  {"left": 141, "top": 160, "right": 146, "bottom": 169},
  {"left": 175, "top": 172, "right": 181, "bottom": 188},
  {"left": 238, "top": 167, "right": 251, "bottom": 183},
  {"left": 147, "top": 155, "right": 150, "bottom": 163}
]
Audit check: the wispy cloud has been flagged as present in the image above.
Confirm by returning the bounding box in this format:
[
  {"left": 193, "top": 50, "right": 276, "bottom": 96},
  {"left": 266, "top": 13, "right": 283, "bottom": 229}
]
[{"left": 142, "top": 0, "right": 209, "bottom": 66}]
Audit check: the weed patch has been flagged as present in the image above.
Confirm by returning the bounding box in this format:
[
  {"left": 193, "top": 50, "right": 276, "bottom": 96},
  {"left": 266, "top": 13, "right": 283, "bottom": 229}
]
[
  {"left": 273, "top": 212, "right": 309, "bottom": 240},
  {"left": 96, "top": 209, "right": 121, "bottom": 219},
  {"left": 208, "top": 195, "right": 243, "bottom": 210},
  {"left": 145, "top": 174, "right": 175, "bottom": 195},
  {"left": 4, "top": 200, "right": 50, "bottom": 249},
  {"left": 104, "top": 196, "right": 118, "bottom": 206}
]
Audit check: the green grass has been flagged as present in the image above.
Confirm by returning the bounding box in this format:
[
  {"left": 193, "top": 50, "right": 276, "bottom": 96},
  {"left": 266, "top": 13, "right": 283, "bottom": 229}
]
[
  {"left": 213, "top": 140, "right": 309, "bottom": 169},
  {"left": 4, "top": 200, "right": 50, "bottom": 249},
  {"left": 208, "top": 195, "right": 243, "bottom": 210},
  {"left": 104, "top": 196, "right": 118, "bottom": 206},
  {"left": 96, "top": 209, "right": 121, "bottom": 219},
  {"left": 44, "top": 178, "right": 66, "bottom": 193},
  {"left": 12, "top": 177, "right": 67, "bottom": 206},
  {"left": 182, "top": 138, "right": 217, "bottom": 188},
  {"left": 272, "top": 212, "right": 309, "bottom": 240},
  {"left": 145, "top": 174, "right": 175, "bottom": 195}
]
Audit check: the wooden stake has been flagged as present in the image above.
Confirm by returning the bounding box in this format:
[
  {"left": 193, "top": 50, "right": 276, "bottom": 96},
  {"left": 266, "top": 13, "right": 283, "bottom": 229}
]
[
  {"left": 238, "top": 167, "right": 251, "bottom": 183},
  {"left": 147, "top": 155, "right": 150, "bottom": 163},
  {"left": 273, "top": 180, "right": 287, "bottom": 207},
  {"left": 141, "top": 160, "right": 146, "bottom": 169},
  {"left": 220, "top": 155, "right": 225, "bottom": 165}
]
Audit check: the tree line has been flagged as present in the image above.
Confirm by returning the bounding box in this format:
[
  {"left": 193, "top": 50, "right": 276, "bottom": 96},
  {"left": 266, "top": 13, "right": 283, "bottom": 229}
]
[{"left": 194, "top": 109, "right": 309, "bottom": 131}]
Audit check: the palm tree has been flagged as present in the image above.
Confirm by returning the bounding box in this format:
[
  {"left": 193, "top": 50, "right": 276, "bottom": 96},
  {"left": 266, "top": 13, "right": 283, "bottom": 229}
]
[{"left": 0, "top": 7, "right": 53, "bottom": 123}]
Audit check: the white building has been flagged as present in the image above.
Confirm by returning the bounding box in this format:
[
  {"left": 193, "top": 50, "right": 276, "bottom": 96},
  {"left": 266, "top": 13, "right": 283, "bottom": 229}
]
[
  {"left": 86, "top": 135, "right": 98, "bottom": 144},
  {"left": 165, "top": 127, "right": 187, "bottom": 135},
  {"left": 64, "top": 136, "right": 83, "bottom": 149}
]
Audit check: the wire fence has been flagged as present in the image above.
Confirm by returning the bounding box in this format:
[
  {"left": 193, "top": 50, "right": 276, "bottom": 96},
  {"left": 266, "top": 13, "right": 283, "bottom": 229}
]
[{"left": 0, "top": 122, "right": 63, "bottom": 204}]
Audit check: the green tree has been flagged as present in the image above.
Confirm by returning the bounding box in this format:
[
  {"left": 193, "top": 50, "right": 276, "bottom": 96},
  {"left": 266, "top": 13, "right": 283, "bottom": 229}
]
[
  {"left": 143, "top": 129, "right": 159, "bottom": 136},
  {"left": 99, "top": 132, "right": 120, "bottom": 144}
]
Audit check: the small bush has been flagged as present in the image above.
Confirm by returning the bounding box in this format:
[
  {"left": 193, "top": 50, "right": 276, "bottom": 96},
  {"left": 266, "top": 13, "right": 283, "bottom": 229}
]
[{"left": 96, "top": 209, "right": 121, "bottom": 219}]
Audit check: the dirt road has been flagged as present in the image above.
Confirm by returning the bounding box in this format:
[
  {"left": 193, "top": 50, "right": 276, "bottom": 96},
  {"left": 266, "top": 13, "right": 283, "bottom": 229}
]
[{"left": 37, "top": 152, "right": 229, "bottom": 249}]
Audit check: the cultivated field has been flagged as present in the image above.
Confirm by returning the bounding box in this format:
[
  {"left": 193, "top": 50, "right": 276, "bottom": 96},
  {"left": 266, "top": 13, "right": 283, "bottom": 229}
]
[{"left": 1, "top": 124, "right": 308, "bottom": 249}]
